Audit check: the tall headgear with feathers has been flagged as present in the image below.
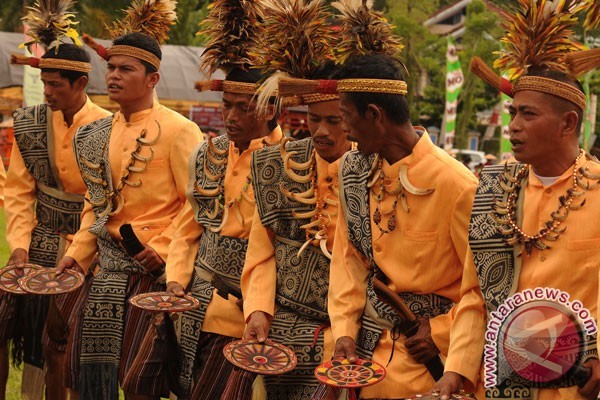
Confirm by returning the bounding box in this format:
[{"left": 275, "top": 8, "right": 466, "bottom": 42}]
[
  {"left": 277, "top": 0, "right": 407, "bottom": 98},
  {"left": 194, "top": 0, "right": 265, "bottom": 95},
  {"left": 250, "top": 0, "right": 337, "bottom": 111},
  {"left": 10, "top": 0, "right": 90, "bottom": 73},
  {"left": 470, "top": 0, "right": 600, "bottom": 112},
  {"left": 82, "top": 0, "right": 178, "bottom": 70}
]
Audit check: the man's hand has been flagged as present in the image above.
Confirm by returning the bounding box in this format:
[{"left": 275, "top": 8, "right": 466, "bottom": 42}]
[
  {"left": 56, "top": 256, "right": 83, "bottom": 275},
  {"left": 404, "top": 317, "right": 440, "bottom": 364},
  {"left": 7, "top": 248, "right": 28, "bottom": 267},
  {"left": 133, "top": 245, "right": 164, "bottom": 273},
  {"left": 333, "top": 336, "right": 358, "bottom": 363},
  {"left": 166, "top": 281, "right": 185, "bottom": 297},
  {"left": 243, "top": 311, "right": 271, "bottom": 342},
  {"left": 579, "top": 359, "right": 600, "bottom": 399},
  {"left": 432, "top": 371, "right": 463, "bottom": 400}
]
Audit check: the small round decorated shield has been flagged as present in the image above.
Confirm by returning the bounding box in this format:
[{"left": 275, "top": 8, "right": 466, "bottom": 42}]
[
  {"left": 315, "top": 358, "right": 386, "bottom": 388},
  {"left": 223, "top": 339, "right": 297, "bottom": 375},
  {"left": 18, "top": 268, "right": 84, "bottom": 295},
  {"left": 0, "top": 264, "right": 43, "bottom": 294},
  {"left": 128, "top": 291, "right": 200, "bottom": 312}
]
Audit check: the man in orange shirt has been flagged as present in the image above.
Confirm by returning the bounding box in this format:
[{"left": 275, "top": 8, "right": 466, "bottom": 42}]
[
  {"left": 327, "top": 53, "right": 484, "bottom": 399},
  {"left": 2, "top": 43, "right": 110, "bottom": 400},
  {"left": 465, "top": 3, "right": 600, "bottom": 399},
  {"left": 240, "top": 1, "right": 352, "bottom": 397},
  {"left": 56, "top": 30, "right": 202, "bottom": 399},
  {"left": 120, "top": 1, "right": 281, "bottom": 398}
]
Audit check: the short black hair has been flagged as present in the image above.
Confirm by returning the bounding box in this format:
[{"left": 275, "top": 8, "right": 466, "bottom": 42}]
[
  {"left": 225, "top": 66, "right": 279, "bottom": 131},
  {"left": 308, "top": 60, "right": 338, "bottom": 80},
  {"left": 112, "top": 32, "right": 162, "bottom": 73},
  {"left": 332, "top": 54, "right": 410, "bottom": 125},
  {"left": 522, "top": 68, "right": 584, "bottom": 134},
  {"left": 41, "top": 44, "right": 90, "bottom": 85}
]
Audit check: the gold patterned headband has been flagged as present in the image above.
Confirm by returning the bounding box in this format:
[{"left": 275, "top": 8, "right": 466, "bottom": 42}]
[
  {"left": 194, "top": 79, "right": 261, "bottom": 95},
  {"left": 278, "top": 77, "right": 408, "bottom": 97},
  {"left": 513, "top": 76, "right": 586, "bottom": 111},
  {"left": 338, "top": 79, "right": 407, "bottom": 95},
  {"left": 11, "top": 54, "right": 91, "bottom": 72},
  {"left": 302, "top": 93, "right": 340, "bottom": 104},
  {"left": 81, "top": 36, "right": 161, "bottom": 70},
  {"left": 107, "top": 45, "right": 161, "bottom": 69}
]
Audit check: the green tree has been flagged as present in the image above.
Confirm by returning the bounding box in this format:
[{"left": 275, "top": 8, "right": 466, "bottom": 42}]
[{"left": 453, "top": 0, "right": 503, "bottom": 149}]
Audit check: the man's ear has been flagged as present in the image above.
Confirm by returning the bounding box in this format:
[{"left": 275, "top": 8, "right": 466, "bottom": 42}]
[
  {"left": 148, "top": 72, "right": 160, "bottom": 88},
  {"left": 366, "top": 104, "right": 382, "bottom": 122},
  {"left": 561, "top": 110, "right": 579, "bottom": 137},
  {"left": 74, "top": 75, "right": 88, "bottom": 91}
]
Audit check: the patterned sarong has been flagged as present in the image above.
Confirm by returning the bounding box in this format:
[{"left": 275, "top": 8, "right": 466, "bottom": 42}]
[
  {"left": 177, "top": 230, "right": 249, "bottom": 398},
  {"left": 3, "top": 105, "right": 84, "bottom": 375}
]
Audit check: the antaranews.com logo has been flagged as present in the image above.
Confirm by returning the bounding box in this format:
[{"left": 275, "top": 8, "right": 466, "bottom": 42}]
[{"left": 484, "top": 287, "right": 597, "bottom": 388}]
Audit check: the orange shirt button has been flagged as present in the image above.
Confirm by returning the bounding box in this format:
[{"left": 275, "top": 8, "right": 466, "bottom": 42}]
[
  {"left": 540, "top": 254, "right": 547, "bottom": 262},
  {"left": 545, "top": 188, "right": 552, "bottom": 194},
  {"left": 232, "top": 171, "right": 238, "bottom": 177},
  {"left": 62, "top": 144, "right": 69, "bottom": 150},
  {"left": 374, "top": 244, "right": 381, "bottom": 252}
]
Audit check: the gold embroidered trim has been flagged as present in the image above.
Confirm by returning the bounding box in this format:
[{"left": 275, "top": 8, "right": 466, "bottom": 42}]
[
  {"left": 302, "top": 93, "right": 339, "bottom": 104},
  {"left": 513, "top": 76, "right": 586, "bottom": 111},
  {"left": 107, "top": 45, "right": 161, "bottom": 69},
  {"left": 222, "top": 80, "right": 260, "bottom": 95},
  {"left": 38, "top": 58, "right": 91, "bottom": 73},
  {"left": 338, "top": 79, "right": 407, "bottom": 95}
]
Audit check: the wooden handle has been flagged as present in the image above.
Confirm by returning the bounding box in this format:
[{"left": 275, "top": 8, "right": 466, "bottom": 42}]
[{"left": 373, "top": 278, "right": 417, "bottom": 322}]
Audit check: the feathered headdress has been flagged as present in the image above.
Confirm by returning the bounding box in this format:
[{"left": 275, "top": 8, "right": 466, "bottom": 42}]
[
  {"left": 331, "top": 0, "right": 404, "bottom": 66},
  {"left": 471, "top": 0, "right": 600, "bottom": 111},
  {"left": 107, "top": 0, "right": 177, "bottom": 45},
  {"left": 278, "top": 0, "right": 407, "bottom": 98},
  {"left": 197, "top": 0, "right": 264, "bottom": 76},
  {"left": 82, "top": 0, "right": 177, "bottom": 69},
  {"left": 20, "top": 0, "right": 81, "bottom": 51},
  {"left": 250, "top": 0, "right": 337, "bottom": 111},
  {"left": 581, "top": 0, "right": 600, "bottom": 30},
  {"left": 194, "top": 0, "right": 265, "bottom": 95},
  {"left": 11, "top": 0, "right": 91, "bottom": 73},
  {"left": 493, "top": 0, "right": 586, "bottom": 80}
]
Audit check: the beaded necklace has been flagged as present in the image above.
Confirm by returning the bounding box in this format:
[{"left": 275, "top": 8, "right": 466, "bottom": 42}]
[
  {"left": 83, "top": 113, "right": 160, "bottom": 218},
  {"left": 494, "top": 150, "right": 589, "bottom": 255}
]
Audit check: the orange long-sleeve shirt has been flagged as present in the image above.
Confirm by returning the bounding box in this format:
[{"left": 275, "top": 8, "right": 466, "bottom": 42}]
[
  {"left": 4, "top": 98, "right": 111, "bottom": 252},
  {"left": 166, "top": 127, "right": 282, "bottom": 338},
  {"left": 466, "top": 160, "right": 600, "bottom": 400},
  {"left": 328, "top": 133, "right": 483, "bottom": 398},
  {"left": 242, "top": 152, "right": 340, "bottom": 320},
  {"left": 66, "top": 101, "right": 202, "bottom": 272}
]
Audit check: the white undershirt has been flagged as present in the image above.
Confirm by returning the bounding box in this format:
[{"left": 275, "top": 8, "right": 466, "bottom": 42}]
[{"left": 532, "top": 170, "right": 561, "bottom": 187}]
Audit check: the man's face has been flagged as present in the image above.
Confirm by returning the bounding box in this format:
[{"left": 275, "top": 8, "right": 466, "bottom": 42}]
[
  {"left": 221, "top": 91, "right": 267, "bottom": 147},
  {"left": 41, "top": 71, "right": 83, "bottom": 112},
  {"left": 307, "top": 100, "right": 351, "bottom": 163},
  {"left": 508, "top": 90, "right": 565, "bottom": 166},
  {"left": 339, "top": 93, "right": 382, "bottom": 155},
  {"left": 106, "top": 54, "right": 156, "bottom": 106}
]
